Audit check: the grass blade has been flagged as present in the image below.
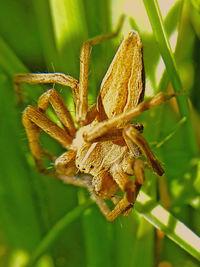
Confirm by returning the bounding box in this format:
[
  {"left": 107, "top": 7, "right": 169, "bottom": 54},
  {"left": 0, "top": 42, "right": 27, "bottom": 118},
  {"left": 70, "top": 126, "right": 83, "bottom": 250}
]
[
  {"left": 142, "top": 0, "right": 198, "bottom": 155},
  {"left": 32, "top": 0, "right": 59, "bottom": 69},
  {"left": 28, "top": 200, "right": 93, "bottom": 266},
  {"left": 136, "top": 191, "right": 200, "bottom": 261}
]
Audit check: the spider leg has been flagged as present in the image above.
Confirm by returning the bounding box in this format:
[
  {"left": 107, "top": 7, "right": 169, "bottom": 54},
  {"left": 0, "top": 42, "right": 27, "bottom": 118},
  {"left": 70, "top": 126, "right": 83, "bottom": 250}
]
[
  {"left": 58, "top": 168, "right": 114, "bottom": 217},
  {"left": 105, "top": 159, "right": 145, "bottom": 220},
  {"left": 14, "top": 72, "right": 79, "bottom": 104},
  {"left": 55, "top": 151, "right": 77, "bottom": 176},
  {"left": 85, "top": 103, "right": 97, "bottom": 125},
  {"left": 55, "top": 162, "right": 113, "bottom": 217},
  {"left": 92, "top": 169, "right": 118, "bottom": 199},
  {"left": 88, "top": 123, "right": 143, "bottom": 143},
  {"left": 23, "top": 105, "right": 72, "bottom": 176},
  {"left": 38, "top": 88, "right": 76, "bottom": 137},
  {"left": 123, "top": 125, "right": 164, "bottom": 176},
  {"left": 77, "top": 15, "right": 125, "bottom": 125},
  {"left": 89, "top": 128, "right": 123, "bottom": 142},
  {"left": 81, "top": 160, "right": 145, "bottom": 221},
  {"left": 101, "top": 167, "right": 135, "bottom": 221},
  {"left": 83, "top": 92, "right": 176, "bottom": 142},
  {"left": 122, "top": 158, "right": 145, "bottom": 216}
]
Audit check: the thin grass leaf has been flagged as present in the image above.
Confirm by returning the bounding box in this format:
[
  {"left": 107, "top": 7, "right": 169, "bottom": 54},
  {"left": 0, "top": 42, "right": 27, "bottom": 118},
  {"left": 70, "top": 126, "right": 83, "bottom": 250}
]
[
  {"left": 32, "top": 0, "right": 59, "bottom": 69},
  {"left": 0, "top": 36, "right": 27, "bottom": 75},
  {"left": 130, "top": 0, "right": 183, "bottom": 89},
  {"left": 143, "top": 0, "right": 183, "bottom": 93},
  {"left": 28, "top": 190, "right": 200, "bottom": 265},
  {"left": 155, "top": 116, "right": 187, "bottom": 148},
  {"left": 136, "top": 191, "right": 200, "bottom": 261},
  {"left": 0, "top": 35, "right": 55, "bottom": 249},
  {"left": 0, "top": 35, "right": 43, "bottom": 102},
  {"left": 28, "top": 200, "right": 93, "bottom": 266},
  {"left": 49, "top": 0, "right": 87, "bottom": 76},
  {"left": 0, "top": 70, "right": 44, "bottom": 249},
  {"left": 142, "top": 0, "right": 198, "bottom": 155}
]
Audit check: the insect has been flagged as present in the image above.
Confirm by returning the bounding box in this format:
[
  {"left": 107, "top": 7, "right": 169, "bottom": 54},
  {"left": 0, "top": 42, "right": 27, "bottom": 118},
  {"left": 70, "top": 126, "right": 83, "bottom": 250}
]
[{"left": 14, "top": 17, "right": 175, "bottom": 221}]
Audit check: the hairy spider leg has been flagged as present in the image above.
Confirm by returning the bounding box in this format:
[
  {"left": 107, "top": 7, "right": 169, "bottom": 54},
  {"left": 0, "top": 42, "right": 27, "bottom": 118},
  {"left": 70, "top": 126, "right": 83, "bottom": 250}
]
[
  {"left": 83, "top": 92, "right": 176, "bottom": 142},
  {"left": 122, "top": 158, "right": 145, "bottom": 216},
  {"left": 77, "top": 14, "right": 125, "bottom": 124},
  {"left": 38, "top": 88, "right": 76, "bottom": 137},
  {"left": 14, "top": 73, "right": 79, "bottom": 104},
  {"left": 123, "top": 125, "right": 164, "bottom": 176},
  {"left": 23, "top": 103, "right": 72, "bottom": 176},
  {"left": 56, "top": 157, "right": 145, "bottom": 221},
  {"left": 105, "top": 160, "right": 144, "bottom": 221}
]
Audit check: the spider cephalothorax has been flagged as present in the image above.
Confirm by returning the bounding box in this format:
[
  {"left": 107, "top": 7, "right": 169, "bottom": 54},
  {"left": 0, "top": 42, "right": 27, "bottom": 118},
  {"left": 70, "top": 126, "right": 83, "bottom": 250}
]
[{"left": 14, "top": 17, "right": 175, "bottom": 221}]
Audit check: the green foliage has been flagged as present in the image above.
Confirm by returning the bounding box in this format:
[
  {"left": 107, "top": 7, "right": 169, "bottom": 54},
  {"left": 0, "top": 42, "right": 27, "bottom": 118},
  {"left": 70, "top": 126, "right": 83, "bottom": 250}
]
[{"left": 0, "top": 0, "right": 200, "bottom": 266}]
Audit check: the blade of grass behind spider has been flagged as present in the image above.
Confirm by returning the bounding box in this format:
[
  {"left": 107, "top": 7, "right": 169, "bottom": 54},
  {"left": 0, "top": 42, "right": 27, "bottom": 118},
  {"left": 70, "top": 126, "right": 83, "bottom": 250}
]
[
  {"left": 48, "top": 0, "right": 88, "bottom": 120},
  {"left": 49, "top": 0, "right": 88, "bottom": 76},
  {"left": 32, "top": 0, "right": 59, "bottom": 70},
  {"left": 135, "top": 191, "right": 200, "bottom": 261},
  {"left": 0, "top": 36, "right": 53, "bottom": 249},
  {"left": 147, "top": 0, "right": 199, "bottom": 213},
  {"left": 143, "top": 0, "right": 198, "bottom": 156},
  {"left": 129, "top": 2, "right": 197, "bottom": 264},
  {"left": 137, "top": 6, "right": 199, "bottom": 260},
  {"left": 27, "top": 190, "right": 200, "bottom": 264},
  {"left": 0, "top": 69, "right": 43, "bottom": 249},
  {"left": 28, "top": 199, "right": 93, "bottom": 266},
  {"left": 130, "top": 0, "right": 183, "bottom": 89},
  {"left": 126, "top": 4, "right": 184, "bottom": 265},
  {"left": 0, "top": 35, "right": 43, "bottom": 101},
  {"left": 160, "top": 3, "right": 200, "bottom": 261}
]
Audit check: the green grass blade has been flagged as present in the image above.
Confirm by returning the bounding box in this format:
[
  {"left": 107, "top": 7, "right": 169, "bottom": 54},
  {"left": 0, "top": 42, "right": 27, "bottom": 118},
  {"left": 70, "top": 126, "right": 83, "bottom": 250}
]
[
  {"left": 32, "top": 0, "right": 59, "bottom": 69},
  {"left": 142, "top": 0, "right": 198, "bottom": 156},
  {"left": 143, "top": 0, "right": 183, "bottom": 94},
  {"left": 0, "top": 36, "right": 28, "bottom": 74},
  {"left": 0, "top": 70, "right": 43, "bottom": 249},
  {"left": 28, "top": 190, "right": 200, "bottom": 264},
  {"left": 0, "top": 35, "right": 42, "bottom": 101},
  {"left": 28, "top": 200, "right": 93, "bottom": 266},
  {"left": 136, "top": 191, "right": 200, "bottom": 261},
  {"left": 49, "top": 0, "right": 87, "bottom": 75}
]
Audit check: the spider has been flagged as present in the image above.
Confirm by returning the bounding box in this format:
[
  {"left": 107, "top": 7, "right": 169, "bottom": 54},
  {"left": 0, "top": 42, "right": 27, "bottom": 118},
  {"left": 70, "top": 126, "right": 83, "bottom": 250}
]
[{"left": 14, "top": 17, "right": 175, "bottom": 221}]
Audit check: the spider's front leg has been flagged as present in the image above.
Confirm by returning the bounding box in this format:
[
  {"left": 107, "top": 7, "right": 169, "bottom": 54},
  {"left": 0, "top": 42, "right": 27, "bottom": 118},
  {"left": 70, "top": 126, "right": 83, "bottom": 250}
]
[
  {"left": 83, "top": 92, "right": 176, "bottom": 142},
  {"left": 14, "top": 73, "right": 79, "bottom": 105},
  {"left": 77, "top": 15, "right": 125, "bottom": 124},
  {"left": 123, "top": 125, "right": 164, "bottom": 176}
]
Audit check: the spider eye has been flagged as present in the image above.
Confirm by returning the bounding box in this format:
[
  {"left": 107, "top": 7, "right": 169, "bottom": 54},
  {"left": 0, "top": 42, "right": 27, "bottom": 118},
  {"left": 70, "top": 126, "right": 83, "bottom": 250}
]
[
  {"left": 133, "top": 123, "right": 144, "bottom": 133},
  {"left": 83, "top": 168, "right": 86, "bottom": 171},
  {"left": 90, "top": 165, "right": 94, "bottom": 169}
]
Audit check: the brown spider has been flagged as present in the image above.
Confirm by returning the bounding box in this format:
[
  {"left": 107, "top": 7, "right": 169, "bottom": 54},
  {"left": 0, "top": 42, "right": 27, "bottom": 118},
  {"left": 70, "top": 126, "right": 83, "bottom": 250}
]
[{"left": 14, "top": 18, "right": 175, "bottom": 221}]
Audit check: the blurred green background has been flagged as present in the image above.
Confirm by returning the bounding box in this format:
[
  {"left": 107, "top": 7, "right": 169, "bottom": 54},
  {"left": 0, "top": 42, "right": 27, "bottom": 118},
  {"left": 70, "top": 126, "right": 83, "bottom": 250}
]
[{"left": 0, "top": 0, "right": 200, "bottom": 266}]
